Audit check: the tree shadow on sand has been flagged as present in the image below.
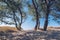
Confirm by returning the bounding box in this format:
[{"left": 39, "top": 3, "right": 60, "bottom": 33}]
[
  {"left": 0, "top": 30, "right": 60, "bottom": 40},
  {"left": 0, "top": 30, "right": 17, "bottom": 40},
  {"left": 21, "top": 30, "right": 60, "bottom": 40}
]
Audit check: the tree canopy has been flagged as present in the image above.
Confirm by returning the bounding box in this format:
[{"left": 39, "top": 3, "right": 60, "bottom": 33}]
[{"left": 0, "top": 0, "right": 60, "bottom": 31}]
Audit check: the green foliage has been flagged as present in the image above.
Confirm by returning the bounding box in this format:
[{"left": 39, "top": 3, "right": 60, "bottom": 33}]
[
  {"left": 0, "top": 0, "right": 60, "bottom": 30},
  {"left": 0, "top": 0, "right": 27, "bottom": 25}
]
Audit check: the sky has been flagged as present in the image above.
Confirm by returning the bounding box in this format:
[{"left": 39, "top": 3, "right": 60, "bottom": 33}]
[
  {"left": 0, "top": 0, "right": 60, "bottom": 30},
  {"left": 0, "top": 17, "right": 60, "bottom": 30},
  {"left": 0, "top": 7, "right": 60, "bottom": 30},
  {"left": 21, "top": 17, "right": 60, "bottom": 30},
  {"left": 20, "top": 3, "right": 60, "bottom": 30}
]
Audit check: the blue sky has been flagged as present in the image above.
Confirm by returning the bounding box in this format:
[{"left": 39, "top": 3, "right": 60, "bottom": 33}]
[
  {"left": 1, "top": 10, "right": 60, "bottom": 30},
  {"left": 0, "top": 0, "right": 60, "bottom": 30},
  {"left": 22, "top": 7, "right": 60, "bottom": 30},
  {"left": 0, "top": 17, "right": 60, "bottom": 30},
  {"left": 21, "top": 3, "right": 60, "bottom": 30},
  {"left": 21, "top": 17, "right": 60, "bottom": 30}
]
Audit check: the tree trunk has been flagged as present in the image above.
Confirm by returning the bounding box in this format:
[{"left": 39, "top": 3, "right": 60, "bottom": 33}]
[
  {"left": 44, "top": 12, "right": 49, "bottom": 31},
  {"left": 38, "top": 20, "right": 40, "bottom": 29},
  {"left": 18, "top": 7, "right": 23, "bottom": 31},
  {"left": 18, "top": 23, "right": 22, "bottom": 31},
  {"left": 35, "top": 11, "right": 40, "bottom": 30},
  {"left": 35, "top": 18, "right": 40, "bottom": 30},
  {"left": 13, "top": 11, "right": 21, "bottom": 30},
  {"left": 44, "top": 0, "right": 50, "bottom": 31},
  {"left": 32, "top": 0, "right": 40, "bottom": 30}
]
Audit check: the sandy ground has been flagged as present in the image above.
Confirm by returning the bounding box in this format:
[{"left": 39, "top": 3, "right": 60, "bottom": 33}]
[{"left": 0, "top": 29, "right": 60, "bottom": 40}]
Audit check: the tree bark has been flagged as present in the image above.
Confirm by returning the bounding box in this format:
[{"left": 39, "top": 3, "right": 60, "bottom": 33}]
[
  {"left": 44, "top": 0, "right": 50, "bottom": 31},
  {"left": 13, "top": 11, "right": 21, "bottom": 30},
  {"left": 44, "top": 12, "right": 49, "bottom": 31},
  {"left": 18, "top": 7, "right": 23, "bottom": 31},
  {"left": 32, "top": 0, "right": 40, "bottom": 30},
  {"left": 35, "top": 18, "right": 40, "bottom": 30}
]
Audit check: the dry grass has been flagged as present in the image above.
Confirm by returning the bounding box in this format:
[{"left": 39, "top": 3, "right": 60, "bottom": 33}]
[
  {"left": 0, "top": 26, "right": 60, "bottom": 32},
  {"left": 47, "top": 27, "right": 60, "bottom": 31},
  {"left": 0, "top": 26, "right": 18, "bottom": 32}
]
